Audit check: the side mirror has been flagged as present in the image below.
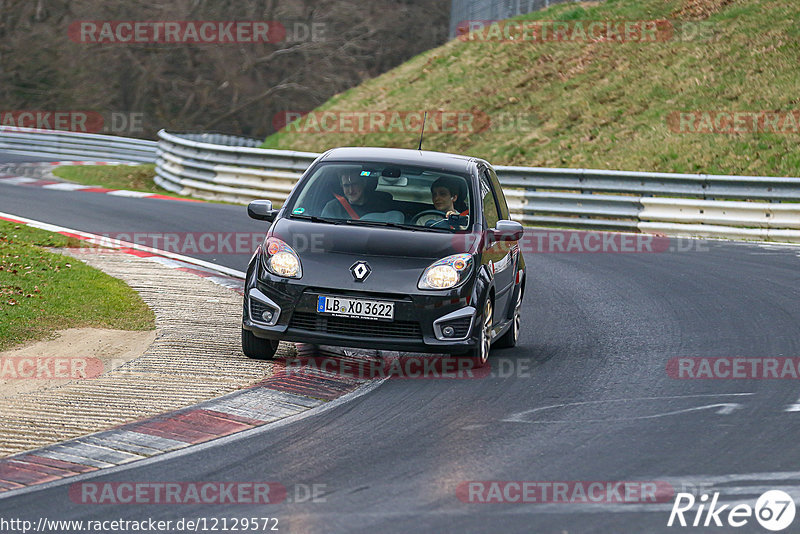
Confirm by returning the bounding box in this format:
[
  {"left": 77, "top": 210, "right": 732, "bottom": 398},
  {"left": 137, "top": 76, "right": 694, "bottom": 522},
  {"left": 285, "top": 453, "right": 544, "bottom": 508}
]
[
  {"left": 493, "top": 220, "right": 524, "bottom": 241},
  {"left": 248, "top": 200, "right": 279, "bottom": 222}
]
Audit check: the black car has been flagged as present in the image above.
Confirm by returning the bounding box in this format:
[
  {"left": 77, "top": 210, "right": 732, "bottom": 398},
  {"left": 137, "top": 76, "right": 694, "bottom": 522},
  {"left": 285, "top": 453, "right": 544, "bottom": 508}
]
[{"left": 242, "top": 147, "right": 525, "bottom": 366}]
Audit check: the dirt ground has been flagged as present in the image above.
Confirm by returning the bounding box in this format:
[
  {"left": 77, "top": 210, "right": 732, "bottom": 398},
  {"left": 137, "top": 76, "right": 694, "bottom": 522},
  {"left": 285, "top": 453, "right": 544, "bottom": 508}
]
[{"left": 0, "top": 328, "right": 156, "bottom": 397}]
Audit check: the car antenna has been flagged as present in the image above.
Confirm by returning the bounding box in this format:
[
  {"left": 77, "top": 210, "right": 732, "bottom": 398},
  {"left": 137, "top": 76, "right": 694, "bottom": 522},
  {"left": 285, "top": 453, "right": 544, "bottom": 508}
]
[{"left": 417, "top": 111, "right": 427, "bottom": 151}]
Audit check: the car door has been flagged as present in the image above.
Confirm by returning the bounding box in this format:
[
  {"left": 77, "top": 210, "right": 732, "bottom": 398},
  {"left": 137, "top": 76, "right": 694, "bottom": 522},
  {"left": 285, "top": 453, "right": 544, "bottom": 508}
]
[{"left": 478, "top": 166, "right": 514, "bottom": 324}]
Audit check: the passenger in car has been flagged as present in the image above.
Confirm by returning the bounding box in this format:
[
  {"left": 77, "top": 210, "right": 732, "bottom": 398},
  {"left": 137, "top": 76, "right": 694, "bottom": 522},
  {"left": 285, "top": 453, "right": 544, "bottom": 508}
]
[
  {"left": 430, "top": 176, "right": 469, "bottom": 224},
  {"left": 321, "top": 172, "right": 396, "bottom": 220},
  {"left": 431, "top": 177, "right": 463, "bottom": 217}
]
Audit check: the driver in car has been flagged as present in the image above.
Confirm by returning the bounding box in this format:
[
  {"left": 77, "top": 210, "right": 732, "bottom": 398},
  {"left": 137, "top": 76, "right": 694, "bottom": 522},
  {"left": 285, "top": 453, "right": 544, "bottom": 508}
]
[{"left": 321, "top": 171, "right": 395, "bottom": 220}]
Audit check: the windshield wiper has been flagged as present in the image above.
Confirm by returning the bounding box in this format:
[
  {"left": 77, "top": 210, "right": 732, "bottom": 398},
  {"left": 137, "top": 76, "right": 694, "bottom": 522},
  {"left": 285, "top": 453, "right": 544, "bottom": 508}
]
[
  {"left": 343, "top": 219, "right": 449, "bottom": 233},
  {"left": 290, "top": 214, "right": 344, "bottom": 224},
  {"left": 292, "top": 214, "right": 451, "bottom": 232}
]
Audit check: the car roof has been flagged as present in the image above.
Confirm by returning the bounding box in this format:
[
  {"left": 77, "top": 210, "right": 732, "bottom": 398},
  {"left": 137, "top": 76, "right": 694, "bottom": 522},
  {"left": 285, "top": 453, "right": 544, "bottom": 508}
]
[{"left": 318, "top": 147, "right": 486, "bottom": 175}]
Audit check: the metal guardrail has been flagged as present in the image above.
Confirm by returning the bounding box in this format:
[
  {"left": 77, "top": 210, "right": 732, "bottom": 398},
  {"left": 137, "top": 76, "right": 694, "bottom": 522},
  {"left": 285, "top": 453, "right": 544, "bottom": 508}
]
[
  {"left": 637, "top": 198, "right": 800, "bottom": 242},
  {"left": 166, "top": 132, "right": 264, "bottom": 148},
  {"left": 494, "top": 166, "right": 800, "bottom": 233},
  {"left": 1, "top": 127, "right": 796, "bottom": 243},
  {"left": 154, "top": 130, "right": 800, "bottom": 242},
  {"left": 154, "top": 130, "right": 318, "bottom": 204},
  {"left": 495, "top": 165, "right": 800, "bottom": 201},
  {"left": 0, "top": 126, "right": 157, "bottom": 163},
  {"left": 155, "top": 129, "right": 648, "bottom": 229}
]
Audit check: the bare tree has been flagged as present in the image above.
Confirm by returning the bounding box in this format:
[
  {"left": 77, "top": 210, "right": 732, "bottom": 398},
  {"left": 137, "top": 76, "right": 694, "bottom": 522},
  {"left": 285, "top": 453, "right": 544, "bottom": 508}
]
[{"left": 0, "top": 0, "right": 449, "bottom": 138}]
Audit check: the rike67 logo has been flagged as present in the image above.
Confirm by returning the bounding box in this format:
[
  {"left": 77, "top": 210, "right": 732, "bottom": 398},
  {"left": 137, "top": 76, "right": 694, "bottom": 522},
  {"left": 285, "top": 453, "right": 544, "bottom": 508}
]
[{"left": 668, "top": 490, "right": 796, "bottom": 531}]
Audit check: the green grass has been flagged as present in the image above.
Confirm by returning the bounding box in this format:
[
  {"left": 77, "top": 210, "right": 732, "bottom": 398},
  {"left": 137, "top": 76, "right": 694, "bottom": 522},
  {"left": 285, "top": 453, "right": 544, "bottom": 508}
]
[
  {"left": 52, "top": 164, "right": 163, "bottom": 192},
  {"left": 262, "top": 0, "right": 800, "bottom": 177},
  {"left": 0, "top": 221, "right": 155, "bottom": 351},
  {"left": 52, "top": 165, "right": 237, "bottom": 204}
]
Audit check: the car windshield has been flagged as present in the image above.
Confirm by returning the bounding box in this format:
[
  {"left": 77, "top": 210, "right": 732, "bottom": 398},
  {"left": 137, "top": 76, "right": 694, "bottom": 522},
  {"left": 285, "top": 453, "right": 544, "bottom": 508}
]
[{"left": 285, "top": 162, "right": 473, "bottom": 232}]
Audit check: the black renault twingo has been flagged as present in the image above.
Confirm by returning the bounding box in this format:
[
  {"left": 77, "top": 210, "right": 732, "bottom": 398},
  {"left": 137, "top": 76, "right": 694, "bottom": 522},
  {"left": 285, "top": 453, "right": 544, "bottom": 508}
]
[{"left": 242, "top": 147, "right": 525, "bottom": 366}]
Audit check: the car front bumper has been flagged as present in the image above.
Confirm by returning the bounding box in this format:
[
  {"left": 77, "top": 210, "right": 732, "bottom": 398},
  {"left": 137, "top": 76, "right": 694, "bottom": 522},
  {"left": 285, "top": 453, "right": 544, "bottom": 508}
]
[{"left": 242, "top": 265, "right": 481, "bottom": 354}]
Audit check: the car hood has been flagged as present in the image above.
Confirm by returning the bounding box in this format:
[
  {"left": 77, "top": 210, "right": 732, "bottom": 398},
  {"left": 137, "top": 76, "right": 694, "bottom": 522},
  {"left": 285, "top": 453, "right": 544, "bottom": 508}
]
[
  {"left": 266, "top": 218, "right": 479, "bottom": 293},
  {"left": 271, "top": 217, "right": 476, "bottom": 259}
]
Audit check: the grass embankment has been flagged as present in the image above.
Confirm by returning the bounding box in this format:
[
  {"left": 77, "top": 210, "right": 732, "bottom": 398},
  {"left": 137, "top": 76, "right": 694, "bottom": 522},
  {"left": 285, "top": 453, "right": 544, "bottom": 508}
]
[
  {"left": 53, "top": 164, "right": 162, "bottom": 192},
  {"left": 263, "top": 0, "right": 800, "bottom": 177},
  {"left": 52, "top": 164, "right": 233, "bottom": 203},
  {"left": 0, "top": 221, "right": 155, "bottom": 351}
]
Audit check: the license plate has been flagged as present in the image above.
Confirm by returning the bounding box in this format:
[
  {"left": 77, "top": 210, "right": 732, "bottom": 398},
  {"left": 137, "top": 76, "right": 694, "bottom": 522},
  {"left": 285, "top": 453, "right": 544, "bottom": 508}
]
[{"left": 317, "top": 295, "right": 394, "bottom": 321}]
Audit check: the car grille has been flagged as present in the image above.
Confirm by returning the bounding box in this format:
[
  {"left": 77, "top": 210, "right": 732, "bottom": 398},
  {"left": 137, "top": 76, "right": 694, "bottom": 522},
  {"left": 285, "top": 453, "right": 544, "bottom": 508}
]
[{"left": 289, "top": 312, "right": 422, "bottom": 340}]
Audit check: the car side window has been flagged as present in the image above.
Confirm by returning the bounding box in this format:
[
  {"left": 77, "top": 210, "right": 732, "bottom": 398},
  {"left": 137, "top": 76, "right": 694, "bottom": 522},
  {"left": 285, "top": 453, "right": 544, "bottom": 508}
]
[
  {"left": 487, "top": 167, "right": 510, "bottom": 220},
  {"left": 479, "top": 168, "right": 501, "bottom": 229}
]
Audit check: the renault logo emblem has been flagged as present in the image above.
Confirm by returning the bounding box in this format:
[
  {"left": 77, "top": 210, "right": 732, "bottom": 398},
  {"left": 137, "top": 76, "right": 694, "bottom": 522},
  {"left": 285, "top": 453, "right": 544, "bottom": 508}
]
[{"left": 350, "top": 261, "right": 371, "bottom": 282}]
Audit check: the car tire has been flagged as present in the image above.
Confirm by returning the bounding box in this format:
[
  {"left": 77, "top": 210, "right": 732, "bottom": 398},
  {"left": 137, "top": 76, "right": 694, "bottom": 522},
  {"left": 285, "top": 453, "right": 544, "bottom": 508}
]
[
  {"left": 459, "top": 299, "right": 492, "bottom": 368},
  {"left": 242, "top": 328, "right": 279, "bottom": 360},
  {"left": 494, "top": 289, "right": 522, "bottom": 349}
]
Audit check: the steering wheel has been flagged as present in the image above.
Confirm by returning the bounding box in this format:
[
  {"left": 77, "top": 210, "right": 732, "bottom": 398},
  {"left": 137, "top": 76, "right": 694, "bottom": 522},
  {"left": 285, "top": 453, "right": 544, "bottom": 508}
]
[{"left": 411, "top": 209, "right": 449, "bottom": 227}]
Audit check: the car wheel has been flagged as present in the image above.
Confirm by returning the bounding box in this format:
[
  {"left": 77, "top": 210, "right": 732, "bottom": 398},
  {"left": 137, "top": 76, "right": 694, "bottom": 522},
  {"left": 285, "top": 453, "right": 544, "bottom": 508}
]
[
  {"left": 459, "top": 299, "right": 492, "bottom": 368},
  {"left": 242, "top": 327, "right": 278, "bottom": 360},
  {"left": 495, "top": 289, "right": 522, "bottom": 349}
]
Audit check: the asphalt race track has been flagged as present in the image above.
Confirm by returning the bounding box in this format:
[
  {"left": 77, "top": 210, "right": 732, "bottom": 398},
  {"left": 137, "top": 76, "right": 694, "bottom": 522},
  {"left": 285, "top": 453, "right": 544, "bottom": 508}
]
[
  {"left": 0, "top": 168, "right": 266, "bottom": 273},
  {"left": 0, "top": 153, "right": 59, "bottom": 164},
  {"left": 2, "top": 154, "right": 800, "bottom": 533}
]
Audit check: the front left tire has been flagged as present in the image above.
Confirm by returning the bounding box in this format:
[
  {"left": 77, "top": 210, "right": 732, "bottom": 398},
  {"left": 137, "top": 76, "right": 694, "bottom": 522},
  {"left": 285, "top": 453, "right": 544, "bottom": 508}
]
[
  {"left": 458, "top": 298, "right": 492, "bottom": 368},
  {"left": 242, "top": 328, "right": 279, "bottom": 360},
  {"left": 495, "top": 288, "right": 522, "bottom": 349}
]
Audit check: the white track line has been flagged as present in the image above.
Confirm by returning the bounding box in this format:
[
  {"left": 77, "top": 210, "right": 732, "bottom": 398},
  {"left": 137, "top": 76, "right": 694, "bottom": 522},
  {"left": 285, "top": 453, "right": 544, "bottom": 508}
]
[
  {"left": 0, "top": 378, "right": 386, "bottom": 500},
  {"left": 0, "top": 211, "right": 246, "bottom": 279}
]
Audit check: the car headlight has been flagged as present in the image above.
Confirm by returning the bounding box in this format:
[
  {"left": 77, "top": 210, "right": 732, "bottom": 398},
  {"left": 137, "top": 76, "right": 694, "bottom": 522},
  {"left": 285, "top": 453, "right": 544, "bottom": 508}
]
[
  {"left": 262, "top": 237, "right": 302, "bottom": 278},
  {"left": 418, "top": 253, "right": 473, "bottom": 290}
]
